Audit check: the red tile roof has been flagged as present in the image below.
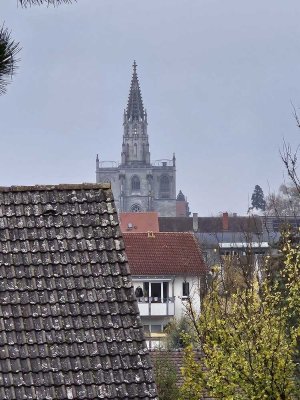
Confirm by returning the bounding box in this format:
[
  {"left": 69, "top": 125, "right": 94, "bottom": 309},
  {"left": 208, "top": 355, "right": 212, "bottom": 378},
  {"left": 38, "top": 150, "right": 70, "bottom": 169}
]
[
  {"left": 123, "top": 232, "right": 207, "bottom": 276},
  {"left": 119, "top": 212, "right": 159, "bottom": 233}
]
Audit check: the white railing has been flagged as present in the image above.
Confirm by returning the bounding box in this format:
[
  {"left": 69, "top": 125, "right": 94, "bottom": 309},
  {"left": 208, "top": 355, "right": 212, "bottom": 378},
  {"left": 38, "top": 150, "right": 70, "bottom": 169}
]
[{"left": 137, "top": 297, "right": 175, "bottom": 316}]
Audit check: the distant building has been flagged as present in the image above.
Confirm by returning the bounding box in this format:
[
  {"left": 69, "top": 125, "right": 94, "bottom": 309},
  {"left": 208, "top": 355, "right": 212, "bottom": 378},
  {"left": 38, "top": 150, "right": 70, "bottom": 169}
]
[
  {"left": 159, "top": 212, "right": 278, "bottom": 269},
  {"left": 263, "top": 215, "right": 300, "bottom": 232},
  {"left": 159, "top": 212, "right": 264, "bottom": 234},
  {"left": 123, "top": 232, "right": 207, "bottom": 348},
  {"left": 96, "top": 61, "right": 188, "bottom": 217}
]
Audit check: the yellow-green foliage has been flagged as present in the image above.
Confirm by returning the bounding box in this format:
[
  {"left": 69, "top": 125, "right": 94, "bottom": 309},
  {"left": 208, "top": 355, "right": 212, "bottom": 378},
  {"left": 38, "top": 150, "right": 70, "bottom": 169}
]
[
  {"left": 281, "top": 232, "right": 300, "bottom": 332},
  {"left": 180, "top": 233, "right": 300, "bottom": 400}
]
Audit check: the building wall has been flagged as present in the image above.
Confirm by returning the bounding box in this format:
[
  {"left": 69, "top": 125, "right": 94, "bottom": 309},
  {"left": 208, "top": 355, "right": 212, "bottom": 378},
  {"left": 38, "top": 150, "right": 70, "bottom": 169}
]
[
  {"left": 96, "top": 164, "right": 177, "bottom": 216},
  {"left": 173, "top": 275, "right": 201, "bottom": 318},
  {"left": 96, "top": 168, "right": 120, "bottom": 209}
]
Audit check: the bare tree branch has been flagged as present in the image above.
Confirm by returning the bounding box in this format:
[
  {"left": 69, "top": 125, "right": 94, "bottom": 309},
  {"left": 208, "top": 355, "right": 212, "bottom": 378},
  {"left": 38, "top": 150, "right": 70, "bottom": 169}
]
[
  {"left": 291, "top": 101, "right": 300, "bottom": 128},
  {"left": 280, "top": 139, "right": 300, "bottom": 195}
]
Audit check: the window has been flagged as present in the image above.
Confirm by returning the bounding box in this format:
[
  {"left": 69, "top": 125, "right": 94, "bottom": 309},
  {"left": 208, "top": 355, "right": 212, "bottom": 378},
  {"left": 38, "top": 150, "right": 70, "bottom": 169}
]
[
  {"left": 143, "top": 282, "right": 149, "bottom": 298},
  {"left": 131, "top": 175, "right": 140, "bottom": 191},
  {"left": 151, "top": 282, "right": 161, "bottom": 302},
  {"left": 141, "top": 281, "right": 169, "bottom": 303},
  {"left": 131, "top": 203, "right": 141, "bottom": 212},
  {"left": 151, "top": 325, "right": 162, "bottom": 334},
  {"left": 182, "top": 282, "right": 190, "bottom": 297},
  {"left": 160, "top": 175, "right": 170, "bottom": 198},
  {"left": 163, "top": 282, "right": 168, "bottom": 302}
]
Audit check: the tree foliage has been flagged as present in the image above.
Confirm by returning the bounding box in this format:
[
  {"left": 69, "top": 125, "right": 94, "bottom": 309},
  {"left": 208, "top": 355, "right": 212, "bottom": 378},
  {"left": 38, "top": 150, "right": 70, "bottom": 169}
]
[
  {"left": 251, "top": 184, "right": 266, "bottom": 211},
  {"left": 0, "top": 26, "right": 20, "bottom": 95},
  {"left": 164, "top": 317, "right": 193, "bottom": 349},
  {"left": 180, "top": 238, "right": 300, "bottom": 400}
]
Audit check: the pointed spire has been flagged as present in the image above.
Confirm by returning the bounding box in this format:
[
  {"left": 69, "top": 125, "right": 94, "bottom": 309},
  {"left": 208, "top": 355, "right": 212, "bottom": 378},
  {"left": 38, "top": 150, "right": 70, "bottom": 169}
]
[
  {"left": 126, "top": 61, "right": 145, "bottom": 121},
  {"left": 177, "top": 190, "right": 186, "bottom": 201}
]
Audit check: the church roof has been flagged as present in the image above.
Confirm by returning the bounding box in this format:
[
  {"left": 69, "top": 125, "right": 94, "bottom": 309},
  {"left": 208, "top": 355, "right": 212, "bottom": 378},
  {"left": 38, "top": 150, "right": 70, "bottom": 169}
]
[
  {"left": 126, "top": 61, "right": 145, "bottom": 121},
  {"left": 123, "top": 232, "right": 207, "bottom": 276},
  {"left": 0, "top": 184, "right": 157, "bottom": 400}
]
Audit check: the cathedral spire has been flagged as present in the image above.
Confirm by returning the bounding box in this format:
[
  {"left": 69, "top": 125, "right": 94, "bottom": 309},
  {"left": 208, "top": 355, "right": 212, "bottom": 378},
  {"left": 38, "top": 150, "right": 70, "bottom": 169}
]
[{"left": 126, "top": 61, "right": 145, "bottom": 122}]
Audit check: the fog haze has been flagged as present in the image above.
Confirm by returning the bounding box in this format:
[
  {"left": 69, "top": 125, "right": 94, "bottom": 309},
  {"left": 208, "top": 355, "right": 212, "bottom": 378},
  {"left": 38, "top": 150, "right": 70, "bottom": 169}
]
[{"left": 2, "top": 0, "right": 300, "bottom": 215}]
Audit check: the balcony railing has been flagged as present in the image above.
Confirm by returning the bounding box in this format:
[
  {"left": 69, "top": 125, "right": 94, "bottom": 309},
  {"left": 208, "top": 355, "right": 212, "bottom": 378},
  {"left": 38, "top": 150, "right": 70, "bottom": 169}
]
[{"left": 137, "top": 297, "right": 175, "bottom": 316}]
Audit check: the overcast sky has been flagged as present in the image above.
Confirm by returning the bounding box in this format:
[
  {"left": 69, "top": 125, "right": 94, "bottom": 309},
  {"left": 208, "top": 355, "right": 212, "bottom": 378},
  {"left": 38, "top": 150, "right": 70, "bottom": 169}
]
[{"left": 2, "top": 0, "right": 300, "bottom": 215}]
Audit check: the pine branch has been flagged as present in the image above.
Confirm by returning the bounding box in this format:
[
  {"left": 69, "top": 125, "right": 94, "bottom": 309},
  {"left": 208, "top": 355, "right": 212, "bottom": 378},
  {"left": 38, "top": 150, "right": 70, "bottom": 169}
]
[
  {"left": 18, "top": 0, "right": 75, "bottom": 6},
  {"left": 0, "top": 25, "right": 21, "bottom": 95}
]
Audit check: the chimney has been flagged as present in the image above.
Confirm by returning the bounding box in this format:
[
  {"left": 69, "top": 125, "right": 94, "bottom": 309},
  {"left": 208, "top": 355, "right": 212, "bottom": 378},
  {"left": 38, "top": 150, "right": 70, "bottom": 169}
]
[
  {"left": 193, "top": 213, "right": 198, "bottom": 232},
  {"left": 222, "top": 212, "right": 229, "bottom": 231}
]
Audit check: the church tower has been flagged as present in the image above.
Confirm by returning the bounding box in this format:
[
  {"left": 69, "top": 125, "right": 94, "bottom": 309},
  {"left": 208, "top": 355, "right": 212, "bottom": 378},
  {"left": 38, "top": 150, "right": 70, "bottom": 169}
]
[
  {"left": 96, "top": 62, "right": 177, "bottom": 216},
  {"left": 121, "top": 61, "right": 150, "bottom": 166}
]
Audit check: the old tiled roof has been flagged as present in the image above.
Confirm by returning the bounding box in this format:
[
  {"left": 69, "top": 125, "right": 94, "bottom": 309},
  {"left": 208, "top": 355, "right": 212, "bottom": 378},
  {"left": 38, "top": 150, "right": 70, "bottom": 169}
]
[
  {"left": 159, "top": 216, "right": 263, "bottom": 233},
  {"left": 123, "top": 232, "right": 206, "bottom": 276},
  {"left": 150, "top": 350, "right": 212, "bottom": 399},
  {"left": 119, "top": 213, "right": 159, "bottom": 233},
  {"left": 0, "top": 184, "right": 157, "bottom": 400}
]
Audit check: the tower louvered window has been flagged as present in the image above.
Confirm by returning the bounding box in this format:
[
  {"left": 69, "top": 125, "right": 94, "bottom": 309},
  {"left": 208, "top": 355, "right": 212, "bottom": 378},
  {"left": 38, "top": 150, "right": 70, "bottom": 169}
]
[{"left": 160, "top": 175, "right": 170, "bottom": 198}]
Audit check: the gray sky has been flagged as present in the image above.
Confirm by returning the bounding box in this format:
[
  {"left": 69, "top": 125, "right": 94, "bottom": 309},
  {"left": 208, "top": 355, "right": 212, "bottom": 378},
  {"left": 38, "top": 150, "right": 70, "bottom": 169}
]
[{"left": 2, "top": 0, "right": 300, "bottom": 215}]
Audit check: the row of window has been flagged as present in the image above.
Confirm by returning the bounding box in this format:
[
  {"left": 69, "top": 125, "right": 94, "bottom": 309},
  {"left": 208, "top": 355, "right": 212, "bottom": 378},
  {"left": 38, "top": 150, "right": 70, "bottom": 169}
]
[
  {"left": 134, "top": 281, "right": 190, "bottom": 302},
  {"left": 131, "top": 175, "right": 171, "bottom": 198}
]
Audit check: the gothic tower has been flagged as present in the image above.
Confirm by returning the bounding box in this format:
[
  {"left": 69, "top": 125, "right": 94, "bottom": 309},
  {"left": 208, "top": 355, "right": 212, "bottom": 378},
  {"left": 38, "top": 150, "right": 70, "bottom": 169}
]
[
  {"left": 121, "top": 61, "right": 150, "bottom": 166},
  {"left": 96, "top": 62, "right": 177, "bottom": 216}
]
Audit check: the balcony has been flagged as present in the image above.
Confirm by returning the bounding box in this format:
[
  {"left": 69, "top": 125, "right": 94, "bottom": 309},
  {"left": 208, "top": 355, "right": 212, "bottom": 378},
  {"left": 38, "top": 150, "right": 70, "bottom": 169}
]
[{"left": 137, "top": 297, "right": 175, "bottom": 316}]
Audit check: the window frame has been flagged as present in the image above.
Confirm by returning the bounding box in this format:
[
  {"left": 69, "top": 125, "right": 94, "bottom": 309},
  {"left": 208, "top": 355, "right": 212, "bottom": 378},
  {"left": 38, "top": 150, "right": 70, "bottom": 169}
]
[{"left": 131, "top": 175, "right": 140, "bottom": 191}]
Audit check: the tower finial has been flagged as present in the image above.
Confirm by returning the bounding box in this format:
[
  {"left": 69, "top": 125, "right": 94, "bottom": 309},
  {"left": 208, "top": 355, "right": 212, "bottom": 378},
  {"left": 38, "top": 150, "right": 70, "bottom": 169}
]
[{"left": 133, "top": 60, "right": 137, "bottom": 73}]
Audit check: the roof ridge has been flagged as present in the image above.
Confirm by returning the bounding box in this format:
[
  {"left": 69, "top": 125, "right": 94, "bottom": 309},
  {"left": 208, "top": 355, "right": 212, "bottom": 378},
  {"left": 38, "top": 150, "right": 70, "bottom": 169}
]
[{"left": 0, "top": 183, "right": 111, "bottom": 192}]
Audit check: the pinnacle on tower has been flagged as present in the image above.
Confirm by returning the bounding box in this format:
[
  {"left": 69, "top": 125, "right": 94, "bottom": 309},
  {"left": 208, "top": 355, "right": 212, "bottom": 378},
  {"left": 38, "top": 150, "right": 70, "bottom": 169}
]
[{"left": 126, "top": 61, "right": 145, "bottom": 122}]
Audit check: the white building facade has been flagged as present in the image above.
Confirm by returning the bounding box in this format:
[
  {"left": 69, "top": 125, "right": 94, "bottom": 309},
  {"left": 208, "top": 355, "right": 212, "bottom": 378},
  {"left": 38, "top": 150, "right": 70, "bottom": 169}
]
[{"left": 123, "top": 232, "right": 207, "bottom": 348}]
